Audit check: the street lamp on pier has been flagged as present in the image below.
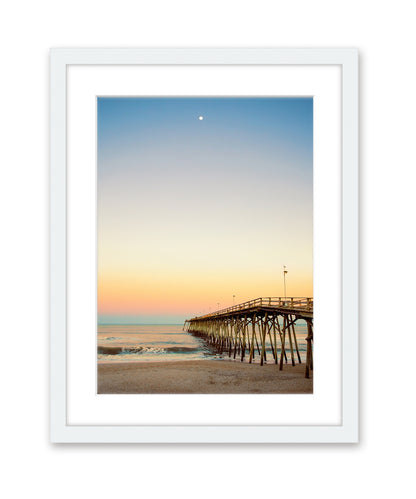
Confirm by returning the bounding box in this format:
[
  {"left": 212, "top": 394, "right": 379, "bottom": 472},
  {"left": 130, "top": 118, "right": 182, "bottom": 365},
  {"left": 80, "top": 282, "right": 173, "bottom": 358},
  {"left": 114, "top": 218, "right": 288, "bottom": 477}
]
[{"left": 283, "top": 265, "right": 288, "bottom": 299}]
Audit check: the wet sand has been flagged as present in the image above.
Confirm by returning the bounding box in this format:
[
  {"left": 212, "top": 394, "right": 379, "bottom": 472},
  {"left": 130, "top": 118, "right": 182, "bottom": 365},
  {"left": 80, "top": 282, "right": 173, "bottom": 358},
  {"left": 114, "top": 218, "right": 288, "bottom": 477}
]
[{"left": 97, "top": 360, "right": 313, "bottom": 394}]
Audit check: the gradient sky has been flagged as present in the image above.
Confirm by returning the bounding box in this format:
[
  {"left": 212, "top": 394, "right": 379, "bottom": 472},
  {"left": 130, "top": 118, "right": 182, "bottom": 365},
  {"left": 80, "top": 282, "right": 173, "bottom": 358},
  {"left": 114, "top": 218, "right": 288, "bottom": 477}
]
[{"left": 97, "top": 97, "right": 313, "bottom": 324}]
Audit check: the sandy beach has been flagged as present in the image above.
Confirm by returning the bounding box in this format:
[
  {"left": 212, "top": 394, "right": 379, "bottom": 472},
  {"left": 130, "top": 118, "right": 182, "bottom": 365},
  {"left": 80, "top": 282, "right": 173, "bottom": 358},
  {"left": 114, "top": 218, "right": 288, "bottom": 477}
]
[{"left": 97, "top": 360, "right": 313, "bottom": 394}]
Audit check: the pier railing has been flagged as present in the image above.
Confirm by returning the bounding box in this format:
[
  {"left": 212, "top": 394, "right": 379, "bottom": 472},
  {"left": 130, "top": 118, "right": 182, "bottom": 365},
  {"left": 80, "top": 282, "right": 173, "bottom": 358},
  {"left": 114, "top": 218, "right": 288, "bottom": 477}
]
[{"left": 193, "top": 297, "right": 313, "bottom": 320}]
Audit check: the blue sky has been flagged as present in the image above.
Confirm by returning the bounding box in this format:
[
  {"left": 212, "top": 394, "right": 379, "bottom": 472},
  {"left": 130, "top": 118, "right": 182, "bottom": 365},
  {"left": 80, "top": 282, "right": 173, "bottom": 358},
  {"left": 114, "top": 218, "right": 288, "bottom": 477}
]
[{"left": 97, "top": 97, "right": 313, "bottom": 324}]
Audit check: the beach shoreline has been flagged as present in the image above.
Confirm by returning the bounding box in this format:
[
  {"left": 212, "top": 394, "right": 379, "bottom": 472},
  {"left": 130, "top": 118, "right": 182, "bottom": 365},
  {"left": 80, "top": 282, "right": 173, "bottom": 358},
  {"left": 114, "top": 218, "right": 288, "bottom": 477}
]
[{"left": 97, "top": 359, "right": 313, "bottom": 394}]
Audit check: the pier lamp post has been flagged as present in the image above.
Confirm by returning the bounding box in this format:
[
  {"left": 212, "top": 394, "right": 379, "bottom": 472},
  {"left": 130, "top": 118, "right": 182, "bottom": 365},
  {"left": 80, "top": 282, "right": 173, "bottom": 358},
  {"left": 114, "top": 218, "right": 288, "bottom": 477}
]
[
  {"left": 233, "top": 295, "right": 235, "bottom": 306},
  {"left": 217, "top": 302, "right": 220, "bottom": 311},
  {"left": 283, "top": 265, "right": 288, "bottom": 299}
]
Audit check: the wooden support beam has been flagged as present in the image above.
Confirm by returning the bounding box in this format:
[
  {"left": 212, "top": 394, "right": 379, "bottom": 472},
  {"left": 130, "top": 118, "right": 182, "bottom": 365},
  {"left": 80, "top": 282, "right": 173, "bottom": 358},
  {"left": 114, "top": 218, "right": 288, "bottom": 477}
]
[
  {"left": 279, "top": 316, "right": 287, "bottom": 371},
  {"left": 241, "top": 316, "right": 247, "bottom": 361},
  {"left": 249, "top": 314, "right": 256, "bottom": 363},
  {"left": 260, "top": 313, "right": 268, "bottom": 366},
  {"left": 272, "top": 318, "right": 278, "bottom": 364},
  {"left": 276, "top": 317, "right": 287, "bottom": 363},
  {"left": 266, "top": 318, "right": 277, "bottom": 362},
  {"left": 305, "top": 322, "right": 313, "bottom": 378},
  {"left": 290, "top": 315, "right": 302, "bottom": 363},
  {"left": 287, "top": 315, "right": 296, "bottom": 366}
]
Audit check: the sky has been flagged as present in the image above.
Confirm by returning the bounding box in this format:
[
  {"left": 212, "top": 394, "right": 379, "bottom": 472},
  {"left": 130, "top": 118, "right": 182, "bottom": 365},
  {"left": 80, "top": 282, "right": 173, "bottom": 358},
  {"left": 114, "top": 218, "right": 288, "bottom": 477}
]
[{"left": 97, "top": 97, "right": 313, "bottom": 324}]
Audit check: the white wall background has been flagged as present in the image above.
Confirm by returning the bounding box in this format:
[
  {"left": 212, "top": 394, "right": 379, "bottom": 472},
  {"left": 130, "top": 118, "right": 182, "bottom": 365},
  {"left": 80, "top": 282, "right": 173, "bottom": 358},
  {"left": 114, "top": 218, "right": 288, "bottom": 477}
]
[{"left": 0, "top": 1, "right": 415, "bottom": 498}]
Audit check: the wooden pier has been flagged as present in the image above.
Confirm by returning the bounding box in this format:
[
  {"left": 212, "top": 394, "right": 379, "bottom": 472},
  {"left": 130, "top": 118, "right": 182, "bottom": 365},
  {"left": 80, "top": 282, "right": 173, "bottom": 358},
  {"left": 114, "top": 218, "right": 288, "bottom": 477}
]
[{"left": 184, "top": 297, "right": 313, "bottom": 378}]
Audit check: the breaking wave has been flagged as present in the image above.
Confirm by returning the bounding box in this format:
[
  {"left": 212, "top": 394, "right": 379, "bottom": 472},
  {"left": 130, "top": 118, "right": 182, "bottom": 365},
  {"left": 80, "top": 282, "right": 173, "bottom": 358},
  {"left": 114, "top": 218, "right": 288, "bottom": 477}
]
[{"left": 97, "top": 345, "right": 200, "bottom": 356}]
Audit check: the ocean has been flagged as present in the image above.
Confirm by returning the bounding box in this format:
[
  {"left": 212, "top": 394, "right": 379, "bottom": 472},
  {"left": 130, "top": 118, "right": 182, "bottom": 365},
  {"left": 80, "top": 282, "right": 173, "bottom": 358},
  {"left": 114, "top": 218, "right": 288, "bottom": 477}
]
[{"left": 97, "top": 322, "right": 309, "bottom": 364}]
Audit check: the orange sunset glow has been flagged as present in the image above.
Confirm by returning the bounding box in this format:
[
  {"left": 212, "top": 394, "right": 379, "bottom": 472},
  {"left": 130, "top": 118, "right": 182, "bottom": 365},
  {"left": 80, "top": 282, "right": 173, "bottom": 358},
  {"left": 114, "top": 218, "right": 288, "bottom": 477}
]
[{"left": 97, "top": 97, "right": 313, "bottom": 324}]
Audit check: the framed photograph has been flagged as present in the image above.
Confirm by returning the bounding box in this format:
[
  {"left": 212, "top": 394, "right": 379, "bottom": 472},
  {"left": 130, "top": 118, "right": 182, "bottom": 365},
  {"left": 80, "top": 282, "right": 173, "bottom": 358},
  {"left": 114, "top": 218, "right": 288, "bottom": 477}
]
[{"left": 50, "top": 48, "right": 358, "bottom": 443}]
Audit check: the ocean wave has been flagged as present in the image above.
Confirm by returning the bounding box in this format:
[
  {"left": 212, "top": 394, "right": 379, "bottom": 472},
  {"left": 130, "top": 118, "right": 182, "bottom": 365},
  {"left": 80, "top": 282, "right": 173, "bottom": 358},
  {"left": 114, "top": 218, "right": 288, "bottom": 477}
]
[
  {"left": 97, "top": 345, "right": 200, "bottom": 355},
  {"left": 165, "top": 346, "right": 199, "bottom": 353}
]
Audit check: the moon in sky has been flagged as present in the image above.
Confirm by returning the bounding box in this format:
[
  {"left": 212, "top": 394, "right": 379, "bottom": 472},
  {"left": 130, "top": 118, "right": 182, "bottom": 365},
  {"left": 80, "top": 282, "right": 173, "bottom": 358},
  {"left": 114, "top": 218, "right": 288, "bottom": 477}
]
[{"left": 198, "top": 116, "right": 204, "bottom": 120}]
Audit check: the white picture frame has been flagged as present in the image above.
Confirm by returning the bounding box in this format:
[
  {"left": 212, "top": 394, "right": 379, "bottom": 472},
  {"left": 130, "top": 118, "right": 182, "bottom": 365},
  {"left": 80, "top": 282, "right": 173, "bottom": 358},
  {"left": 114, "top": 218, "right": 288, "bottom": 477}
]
[{"left": 50, "top": 48, "right": 359, "bottom": 443}]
